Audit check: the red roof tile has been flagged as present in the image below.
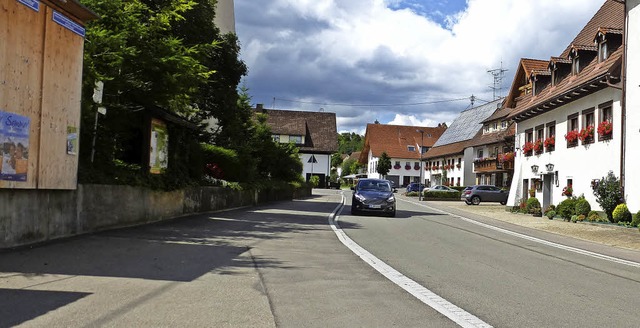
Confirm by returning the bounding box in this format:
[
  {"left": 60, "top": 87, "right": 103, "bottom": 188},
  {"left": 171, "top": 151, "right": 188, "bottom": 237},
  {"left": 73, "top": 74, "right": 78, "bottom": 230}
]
[
  {"left": 360, "top": 124, "right": 447, "bottom": 163},
  {"left": 260, "top": 109, "right": 338, "bottom": 153}
]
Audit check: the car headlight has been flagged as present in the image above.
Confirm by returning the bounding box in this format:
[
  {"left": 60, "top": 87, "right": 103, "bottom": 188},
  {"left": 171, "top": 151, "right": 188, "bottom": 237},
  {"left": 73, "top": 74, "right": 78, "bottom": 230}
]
[
  {"left": 355, "top": 194, "right": 366, "bottom": 202},
  {"left": 387, "top": 195, "right": 395, "bottom": 202}
]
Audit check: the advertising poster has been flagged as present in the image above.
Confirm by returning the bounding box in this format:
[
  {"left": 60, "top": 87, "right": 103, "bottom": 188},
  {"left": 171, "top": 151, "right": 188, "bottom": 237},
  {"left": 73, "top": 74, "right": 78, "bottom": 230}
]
[
  {"left": 149, "top": 118, "right": 168, "bottom": 174},
  {"left": 67, "top": 126, "right": 78, "bottom": 155},
  {"left": 0, "top": 110, "right": 30, "bottom": 182}
]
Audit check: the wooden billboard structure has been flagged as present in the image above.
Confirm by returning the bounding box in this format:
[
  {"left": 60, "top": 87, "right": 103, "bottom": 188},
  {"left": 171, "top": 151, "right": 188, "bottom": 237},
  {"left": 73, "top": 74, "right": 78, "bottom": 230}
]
[{"left": 0, "top": 0, "right": 97, "bottom": 189}]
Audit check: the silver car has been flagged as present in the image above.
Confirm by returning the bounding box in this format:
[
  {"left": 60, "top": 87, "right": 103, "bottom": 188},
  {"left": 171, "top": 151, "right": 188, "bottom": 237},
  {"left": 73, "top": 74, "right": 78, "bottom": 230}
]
[{"left": 461, "top": 185, "right": 508, "bottom": 205}]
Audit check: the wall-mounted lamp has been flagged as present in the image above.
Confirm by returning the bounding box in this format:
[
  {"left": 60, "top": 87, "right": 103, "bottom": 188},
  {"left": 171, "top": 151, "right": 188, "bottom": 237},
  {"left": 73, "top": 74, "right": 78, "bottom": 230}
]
[
  {"left": 531, "top": 164, "right": 539, "bottom": 173},
  {"left": 545, "top": 163, "right": 554, "bottom": 172}
]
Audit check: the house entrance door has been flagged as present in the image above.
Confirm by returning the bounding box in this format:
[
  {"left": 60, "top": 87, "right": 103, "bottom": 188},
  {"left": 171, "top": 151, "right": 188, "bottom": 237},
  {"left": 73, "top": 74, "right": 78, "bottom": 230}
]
[{"left": 543, "top": 174, "right": 552, "bottom": 210}]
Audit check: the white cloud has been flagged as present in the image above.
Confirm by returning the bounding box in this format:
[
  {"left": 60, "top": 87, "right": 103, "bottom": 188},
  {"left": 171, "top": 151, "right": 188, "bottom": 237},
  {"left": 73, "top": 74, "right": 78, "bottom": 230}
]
[{"left": 236, "top": 0, "right": 606, "bottom": 133}]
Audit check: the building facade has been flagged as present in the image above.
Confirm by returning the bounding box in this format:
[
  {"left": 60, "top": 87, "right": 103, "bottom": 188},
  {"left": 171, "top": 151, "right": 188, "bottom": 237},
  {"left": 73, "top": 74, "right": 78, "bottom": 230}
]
[{"left": 623, "top": 0, "right": 640, "bottom": 211}]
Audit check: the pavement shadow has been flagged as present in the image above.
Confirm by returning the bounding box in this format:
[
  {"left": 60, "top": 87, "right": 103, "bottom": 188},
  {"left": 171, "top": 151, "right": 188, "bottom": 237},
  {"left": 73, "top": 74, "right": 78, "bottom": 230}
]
[
  {"left": 0, "top": 288, "right": 91, "bottom": 328},
  {"left": 0, "top": 198, "right": 354, "bottom": 283},
  {"left": 344, "top": 206, "right": 448, "bottom": 219}
]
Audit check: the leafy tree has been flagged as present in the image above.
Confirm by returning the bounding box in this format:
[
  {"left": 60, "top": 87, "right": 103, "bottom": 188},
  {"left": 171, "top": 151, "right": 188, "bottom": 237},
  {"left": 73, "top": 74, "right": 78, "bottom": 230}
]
[
  {"left": 341, "top": 158, "right": 357, "bottom": 177},
  {"left": 592, "top": 171, "right": 623, "bottom": 221},
  {"left": 377, "top": 152, "right": 392, "bottom": 177},
  {"left": 337, "top": 133, "right": 364, "bottom": 154},
  {"left": 331, "top": 153, "right": 344, "bottom": 168}
]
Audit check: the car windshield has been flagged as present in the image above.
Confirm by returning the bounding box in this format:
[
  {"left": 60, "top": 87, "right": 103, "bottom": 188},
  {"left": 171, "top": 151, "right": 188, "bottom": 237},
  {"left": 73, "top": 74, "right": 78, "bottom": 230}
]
[{"left": 359, "top": 181, "right": 391, "bottom": 192}]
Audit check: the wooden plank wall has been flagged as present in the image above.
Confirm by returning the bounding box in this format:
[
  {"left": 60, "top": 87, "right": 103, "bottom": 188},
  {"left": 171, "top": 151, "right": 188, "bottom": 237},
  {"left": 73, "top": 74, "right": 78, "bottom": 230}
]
[
  {"left": 38, "top": 6, "right": 83, "bottom": 189},
  {"left": 0, "top": 0, "right": 45, "bottom": 189},
  {"left": 0, "top": 0, "right": 85, "bottom": 189}
]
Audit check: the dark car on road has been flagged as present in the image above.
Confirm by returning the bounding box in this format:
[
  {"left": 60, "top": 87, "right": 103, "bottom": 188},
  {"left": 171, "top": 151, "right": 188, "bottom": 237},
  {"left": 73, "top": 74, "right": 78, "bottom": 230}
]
[
  {"left": 461, "top": 185, "right": 508, "bottom": 205},
  {"left": 406, "top": 182, "right": 426, "bottom": 193},
  {"left": 351, "top": 178, "right": 396, "bottom": 217}
]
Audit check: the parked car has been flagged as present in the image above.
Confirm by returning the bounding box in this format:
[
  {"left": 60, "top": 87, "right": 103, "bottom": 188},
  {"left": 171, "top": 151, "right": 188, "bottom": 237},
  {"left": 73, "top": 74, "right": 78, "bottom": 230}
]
[
  {"left": 461, "top": 185, "right": 508, "bottom": 205},
  {"left": 406, "top": 182, "right": 426, "bottom": 193},
  {"left": 351, "top": 178, "right": 396, "bottom": 217},
  {"left": 425, "top": 185, "right": 458, "bottom": 193}
]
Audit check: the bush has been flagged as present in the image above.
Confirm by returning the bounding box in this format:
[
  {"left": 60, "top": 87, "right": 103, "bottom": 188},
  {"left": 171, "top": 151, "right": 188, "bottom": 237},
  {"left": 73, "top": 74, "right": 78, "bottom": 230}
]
[
  {"left": 526, "top": 197, "right": 541, "bottom": 214},
  {"left": 612, "top": 203, "right": 632, "bottom": 223},
  {"left": 518, "top": 199, "right": 528, "bottom": 214},
  {"left": 574, "top": 198, "right": 591, "bottom": 216},
  {"left": 570, "top": 215, "right": 579, "bottom": 222},
  {"left": 592, "top": 171, "right": 624, "bottom": 221},
  {"left": 557, "top": 198, "right": 577, "bottom": 221},
  {"left": 423, "top": 190, "right": 461, "bottom": 199},
  {"left": 546, "top": 210, "right": 556, "bottom": 220},
  {"left": 629, "top": 211, "right": 640, "bottom": 227},
  {"left": 544, "top": 205, "right": 556, "bottom": 215},
  {"left": 406, "top": 191, "right": 419, "bottom": 197},
  {"left": 309, "top": 175, "right": 320, "bottom": 187}
]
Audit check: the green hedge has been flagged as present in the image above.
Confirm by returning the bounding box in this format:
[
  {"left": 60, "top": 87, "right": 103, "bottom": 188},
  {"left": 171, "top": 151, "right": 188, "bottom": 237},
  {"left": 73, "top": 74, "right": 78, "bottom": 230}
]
[{"left": 423, "top": 190, "right": 461, "bottom": 199}]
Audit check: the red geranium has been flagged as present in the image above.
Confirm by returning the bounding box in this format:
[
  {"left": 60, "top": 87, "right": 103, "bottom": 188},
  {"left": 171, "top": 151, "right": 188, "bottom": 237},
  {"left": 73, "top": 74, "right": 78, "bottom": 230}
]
[
  {"left": 578, "top": 125, "right": 594, "bottom": 142},
  {"left": 565, "top": 130, "right": 579, "bottom": 143},
  {"left": 543, "top": 136, "right": 555, "bottom": 149},
  {"left": 533, "top": 139, "right": 543, "bottom": 153},
  {"left": 522, "top": 142, "right": 534, "bottom": 154},
  {"left": 597, "top": 120, "right": 612, "bottom": 136}
]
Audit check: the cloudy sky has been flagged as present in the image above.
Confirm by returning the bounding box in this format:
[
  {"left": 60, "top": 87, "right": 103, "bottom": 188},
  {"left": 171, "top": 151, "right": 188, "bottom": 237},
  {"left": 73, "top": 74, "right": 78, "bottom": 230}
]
[{"left": 234, "top": 0, "right": 605, "bottom": 134}]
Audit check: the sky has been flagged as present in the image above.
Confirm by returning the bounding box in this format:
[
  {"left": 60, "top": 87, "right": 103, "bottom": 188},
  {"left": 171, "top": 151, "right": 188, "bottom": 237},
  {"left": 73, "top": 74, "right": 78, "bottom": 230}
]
[{"left": 234, "top": 0, "right": 606, "bottom": 134}]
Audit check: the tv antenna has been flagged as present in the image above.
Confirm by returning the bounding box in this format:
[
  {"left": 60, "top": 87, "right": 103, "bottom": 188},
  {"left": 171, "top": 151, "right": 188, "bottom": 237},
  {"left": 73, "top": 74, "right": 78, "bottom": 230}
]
[{"left": 488, "top": 62, "right": 508, "bottom": 100}]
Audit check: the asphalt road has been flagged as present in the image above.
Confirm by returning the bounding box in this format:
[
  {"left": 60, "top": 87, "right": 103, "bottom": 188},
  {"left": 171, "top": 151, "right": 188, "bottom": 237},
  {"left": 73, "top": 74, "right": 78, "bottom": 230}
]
[
  {"left": 1, "top": 189, "right": 638, "bottom": 327},
  {"left": 338, "top": 191, "right": 640, "bottom": 327}
]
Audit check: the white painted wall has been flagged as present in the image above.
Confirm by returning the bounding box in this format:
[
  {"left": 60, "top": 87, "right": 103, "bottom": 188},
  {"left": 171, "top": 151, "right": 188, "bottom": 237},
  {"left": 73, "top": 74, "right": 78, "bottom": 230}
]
[
  {"left": 367, "top": 150, "right": 423, "bottom": 186},
  {"left": 301, "top": 153, "right": 330, "bottom": 179},
  {"left": 507, "top": 88, "right": 622, "bottom": 211},
  {"left": 425, "top": 151, "right": 475, "bottom": 187},
  {"left": 624, "top": 0, "right": 640, "bottom": 212}
]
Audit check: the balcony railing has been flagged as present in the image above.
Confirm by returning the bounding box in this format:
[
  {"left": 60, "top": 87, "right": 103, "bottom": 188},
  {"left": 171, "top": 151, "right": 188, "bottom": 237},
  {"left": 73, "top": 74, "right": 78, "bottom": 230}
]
[{"left": 473, "top": 159, "right": 514, "bottom": 173}]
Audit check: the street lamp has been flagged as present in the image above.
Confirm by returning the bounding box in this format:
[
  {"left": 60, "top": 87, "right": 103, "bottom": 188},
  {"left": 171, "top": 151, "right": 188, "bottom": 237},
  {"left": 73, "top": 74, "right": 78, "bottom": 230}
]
[{"left": 417, "top": 129, "right": 424, "bottom": 201}]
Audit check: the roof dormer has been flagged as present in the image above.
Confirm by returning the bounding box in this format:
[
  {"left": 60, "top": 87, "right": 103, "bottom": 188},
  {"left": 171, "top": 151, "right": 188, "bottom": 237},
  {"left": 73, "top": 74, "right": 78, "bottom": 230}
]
[
  {"left": 568, "top": 45, "right": 597, "bottom": 76},
  {"left": 548, "top": 57, "right": 571, "bottom": 86},
  {"left": 530, "top": 70, "right": 551, "bottom": 96},
  {"left": 593, "top": 27, "right": 623, "bottom": 63}
]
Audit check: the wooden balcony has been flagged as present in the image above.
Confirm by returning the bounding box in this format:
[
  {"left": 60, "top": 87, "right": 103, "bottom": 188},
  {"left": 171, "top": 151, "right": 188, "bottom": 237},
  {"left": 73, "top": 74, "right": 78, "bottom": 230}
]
[{"left": 473, "top": 159, "right": 514, "bottom": 173}]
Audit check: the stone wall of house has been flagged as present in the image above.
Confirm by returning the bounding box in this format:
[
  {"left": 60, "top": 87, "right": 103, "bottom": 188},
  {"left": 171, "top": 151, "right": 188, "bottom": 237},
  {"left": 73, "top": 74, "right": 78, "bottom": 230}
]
[{"left": 0, "top": 184, "right": 311, "bottom": 249}]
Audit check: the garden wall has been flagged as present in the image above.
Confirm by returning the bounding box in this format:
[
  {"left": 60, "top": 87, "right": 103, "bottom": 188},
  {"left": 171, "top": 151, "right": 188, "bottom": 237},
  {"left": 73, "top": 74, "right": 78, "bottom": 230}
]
[{"left": 0, "top": 184, "right": 311, "bottom": 249}]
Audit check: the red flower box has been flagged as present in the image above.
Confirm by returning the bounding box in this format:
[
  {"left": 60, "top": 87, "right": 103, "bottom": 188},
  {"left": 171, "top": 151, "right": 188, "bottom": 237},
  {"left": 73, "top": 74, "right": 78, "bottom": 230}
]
[
  {"left": 578, "top": 125, "right": 594, "bottom": 142},
  {"left": 597, "top": 120, "right": 612, "bottom": 137},
  {"left": 565, "top": 130, "right": 579, "bottom": 143},
  {"left": 533, "top": 139, "right": 543, "bottom": 153},
  {"left": 543, "top": 136, "right": 555, "bottom": 149},
  {"left": 522, "top": 142, "right": 534, "bottom": 155}
]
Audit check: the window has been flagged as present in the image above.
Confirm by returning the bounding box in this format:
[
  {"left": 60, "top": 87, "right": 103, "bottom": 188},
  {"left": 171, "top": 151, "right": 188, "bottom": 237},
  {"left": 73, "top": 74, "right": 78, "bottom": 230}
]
[
  {"left": 572, "top": 55, "right": 580, "bottom": 75},
  {"left": 599, "top": 101, "right": 613, "bottom": 141},
  {"left": 546, "top": 121, "right": 556, "bottom": 152},
  {"left": 458, "top": 158, "right": 461, "bottom": 165},
  {"left": 598, "top": 40, "right": 608, "bottom": 62},
  {"left": 405, "top": 161, "right": 410, "bottom": 167},
  {"left": 421, "top": 146, "right": 428, "bottom": 153},
  {"left": 501, "top": 120, "right": 508, "bottom": 129},
  {"left": 272, "top": 135, "right": 280, "bottom": 142},
  {"left": 582, "top": 108, "right": 595, "bottom": 144},
  {"left": 567, "top": 113, "right": 579, "bottom": 148},
  {"left": 395, "top": 161, "right": 400, "bottom": 166},
  {"left": 483, "top": 124, "right": 490, "bottom": 134},
  {"left": 492, "top": 122, "right": 498, "bottom": 131},
  {"left": 477, "top": 149, "right": 484, "bottom": 159},
  {"left": 290, "top": 135, "right": 303, "bottom": 144},
  {"left": 407, "top": 145, "right": 415, "bottom": 152},
  {"left": 551, "top": 64, "right": 557, "bottom": 86}
]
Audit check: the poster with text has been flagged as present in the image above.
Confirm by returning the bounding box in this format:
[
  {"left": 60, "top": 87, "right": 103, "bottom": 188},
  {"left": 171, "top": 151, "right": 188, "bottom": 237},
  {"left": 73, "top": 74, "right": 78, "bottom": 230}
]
[
  {"left": 149, "top": 118, "right": 168, "bottom": 174},
  {"left": 0, "top": 110, "right": 30, "bottom": 182}
]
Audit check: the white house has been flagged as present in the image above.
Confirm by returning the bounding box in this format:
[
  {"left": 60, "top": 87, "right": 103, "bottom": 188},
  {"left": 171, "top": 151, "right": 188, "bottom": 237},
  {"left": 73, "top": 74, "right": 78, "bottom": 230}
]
[
  {"left": 424, "top": 100, "right": 502, "bottom": 187},
  {"left": 507, "top": 0, "right": 624, "bottom": 210},
  {"left": 623, "top": 0, "right": 640, "bottom": 211},
  {"left": 259, "top": 106, "right": 338, "bottom": 188},
  {"left": 359, "top": 123, "right": 447, "bottom": 187}
]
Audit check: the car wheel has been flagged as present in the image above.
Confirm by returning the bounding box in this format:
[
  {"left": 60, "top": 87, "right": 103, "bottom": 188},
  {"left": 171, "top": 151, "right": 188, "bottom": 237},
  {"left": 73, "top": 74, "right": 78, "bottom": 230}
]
[
  {"left": 471, "top": 196, "right": 481, "bottom": 205},
  {"left": 387, "top": 209, "right": 396, "bottom": 217},
  {"left": 500, "top": 201, "right": 507, "bottom": 205}
]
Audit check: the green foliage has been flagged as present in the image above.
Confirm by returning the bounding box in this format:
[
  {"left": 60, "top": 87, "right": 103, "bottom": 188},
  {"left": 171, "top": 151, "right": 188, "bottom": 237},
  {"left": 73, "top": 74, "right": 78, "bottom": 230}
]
[
  {"left": 526, "top": 197, "right": 541, "bottom": 214},
  {"left": 592, "top": 171, "right": 623, "bottom": 221},
  {"left": 518, "top": 199, "right": 528, "bottom": 214},
  {"left": 574, "top": 197, "right": 591, "bottom": 216},
  {"left": 200, "top": 144, "right": 241, "bottom": 182},
  {"left": 423, "top": 191, "right": 461, "bottom": 199},
  {"left": 337, "top": 133, "right": 364, "bottom": 154},
  {"left": 632, "top": 211, "right": 640, "bottom": 227},
  {"left": 557, "top": 198, "right": 577, "bottom": 221},
  {"left": 331, "top": 153, "right": 344, "bottom": 168},
  {"left": 405, "top": 191, "right": 420, "bottom": 197},
  {"left": 309, "top": 175, "right": 320, "bottom": 187},
  {"left": 612, "top": 203, "right": 632, "bottom": 223},
  {"left": 546, "top": 210, "right": 556, "bottom": 220},
  {"left": 341, "top": 158, "right": 360, "bottom": 177},
  {"left": 377, "top": 152, "right": 392, "bottom": 177}
]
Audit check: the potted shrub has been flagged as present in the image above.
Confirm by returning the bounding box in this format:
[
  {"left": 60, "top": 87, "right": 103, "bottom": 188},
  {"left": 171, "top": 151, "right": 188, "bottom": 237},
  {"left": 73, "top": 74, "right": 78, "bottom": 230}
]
[
  {"left": 565, "top": 130, "right": 579, "bottom": 145},
  {"left": 533, "top": 139, "right": 543, "bottom": 154},
  {"left": 522, "top": 142, "right": 534, "bottom": 156},
  {"left": 544, "top": 136, "right": 555, "bottom": 151},
  {"left": 597, "top": 120, "right": 612, "bottom": 139},
  {"left": 578, "top": 125, "right": 594, "bottom": 143}
]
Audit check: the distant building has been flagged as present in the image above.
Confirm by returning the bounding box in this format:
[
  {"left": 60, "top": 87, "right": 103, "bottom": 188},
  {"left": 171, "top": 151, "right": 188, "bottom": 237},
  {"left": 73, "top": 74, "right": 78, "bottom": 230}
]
[
  {"left": 214, "top": 0, "right": 236, "bottom": 34},
  {"left": 424, "top": 100, "right": 502, "bottom": 187},
  {"left": 257, "top": 105, "right": 338, "bottom": 188},
  {"left": 359, "top": 123, "right": 447, "bottom": 187}
]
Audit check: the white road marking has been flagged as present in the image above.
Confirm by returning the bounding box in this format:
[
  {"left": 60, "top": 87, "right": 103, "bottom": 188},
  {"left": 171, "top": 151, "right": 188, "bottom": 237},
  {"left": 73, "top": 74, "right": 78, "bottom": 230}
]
[
  {"left": 400, "top": 198, "right": 640, "bottom": 269},
  {"left": 328, "top": 194, "right": 492, "bottom": 328}
]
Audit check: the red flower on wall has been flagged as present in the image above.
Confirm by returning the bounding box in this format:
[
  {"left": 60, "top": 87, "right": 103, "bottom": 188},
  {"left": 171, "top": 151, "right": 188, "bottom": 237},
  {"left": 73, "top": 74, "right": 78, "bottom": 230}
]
[
  {"left": 543, "top": 136, "right": 555, "bottom": 149},
  {"left": 578, "top": 125, "right": 594, "bottom": 142},
  {"left": 565, "top": 130, "right": 579, "bottom": 143},
  {"left": 597, "top": 121, "right": 612, "bottom": 136},
  {"left": 522, "top": 142, "right": 534, "bottom": 155}
]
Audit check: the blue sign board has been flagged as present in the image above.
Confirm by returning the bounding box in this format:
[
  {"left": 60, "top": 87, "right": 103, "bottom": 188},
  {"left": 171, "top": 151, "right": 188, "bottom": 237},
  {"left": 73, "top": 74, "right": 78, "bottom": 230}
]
[
  {"left": 17, "top": 0, "right": 39, "bottom": 12},
  {"left": 53, "top": 11, "right": 86, "bottom": 38}
]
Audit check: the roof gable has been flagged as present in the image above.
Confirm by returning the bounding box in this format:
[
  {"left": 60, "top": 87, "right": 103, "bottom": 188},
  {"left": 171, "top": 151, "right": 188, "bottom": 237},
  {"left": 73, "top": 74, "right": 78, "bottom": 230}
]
[
  {"left": 360, "top": 123, "right": 447, "bottom": 162},
  {"left": 260, "top": 109, "right": 338, "bottom": 153}
]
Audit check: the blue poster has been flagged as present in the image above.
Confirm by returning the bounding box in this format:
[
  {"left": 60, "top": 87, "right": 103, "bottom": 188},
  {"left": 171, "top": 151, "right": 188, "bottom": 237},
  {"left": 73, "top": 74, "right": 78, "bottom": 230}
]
[{"left": 0, "top": 111, "right": 30, "bottom": 182}]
